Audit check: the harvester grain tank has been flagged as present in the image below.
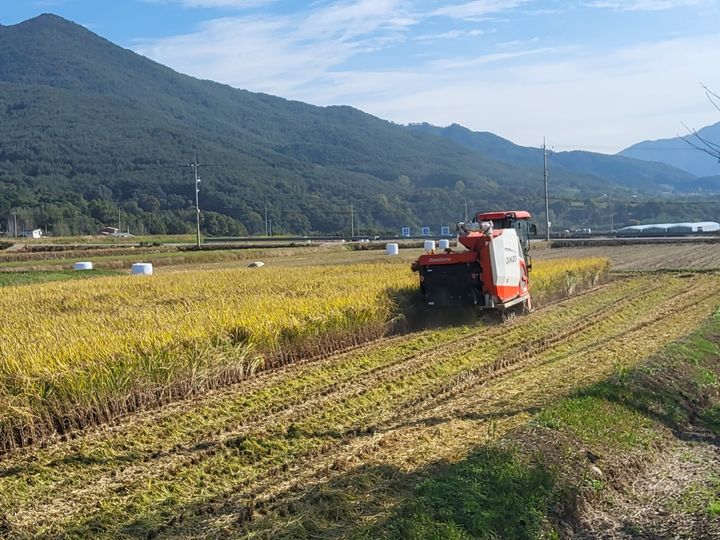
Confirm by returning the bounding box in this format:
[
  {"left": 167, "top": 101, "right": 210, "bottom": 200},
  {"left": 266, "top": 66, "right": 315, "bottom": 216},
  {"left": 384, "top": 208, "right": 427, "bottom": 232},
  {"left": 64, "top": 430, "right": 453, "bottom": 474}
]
[{"left": 411, "top": 211, "right": 537, "bottom": 316}]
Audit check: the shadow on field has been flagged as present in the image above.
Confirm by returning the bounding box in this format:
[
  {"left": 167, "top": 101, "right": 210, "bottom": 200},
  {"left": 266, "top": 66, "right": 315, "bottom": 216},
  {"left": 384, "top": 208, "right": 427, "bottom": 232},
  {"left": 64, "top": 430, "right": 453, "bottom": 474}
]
[
  {"left": 125, "top": 445, "right": 561, "bottom": 540},
  {"left": 369, "top": 448, "right": 558, "bottom": 540},
  {"left": 94, "top": 406, "right": 561, "bottom": 539},
  {"left": 387, "top": 286, "right": 487, "bottom": 335},
  {"left": 569, "top": 323, "right": 720, "bottom": 446}
]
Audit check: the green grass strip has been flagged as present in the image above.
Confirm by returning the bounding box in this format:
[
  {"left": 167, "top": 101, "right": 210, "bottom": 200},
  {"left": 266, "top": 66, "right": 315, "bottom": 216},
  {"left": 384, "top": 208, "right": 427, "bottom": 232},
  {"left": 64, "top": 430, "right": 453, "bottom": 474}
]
[{"left": 0, "top": 269, "right": 121, "bottom": 287}]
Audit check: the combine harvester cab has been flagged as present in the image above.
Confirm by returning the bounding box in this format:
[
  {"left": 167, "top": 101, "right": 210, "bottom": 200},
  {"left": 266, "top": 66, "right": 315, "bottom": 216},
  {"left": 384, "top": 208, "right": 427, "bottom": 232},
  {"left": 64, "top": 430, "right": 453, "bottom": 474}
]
[{"left": 412, "top": 211, "right": 536, "bottom": 317}]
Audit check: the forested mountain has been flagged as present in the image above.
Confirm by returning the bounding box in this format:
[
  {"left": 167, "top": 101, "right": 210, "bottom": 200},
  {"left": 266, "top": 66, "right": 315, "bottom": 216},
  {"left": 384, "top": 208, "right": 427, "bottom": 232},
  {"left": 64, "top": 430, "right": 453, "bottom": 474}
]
[
  {"left": 1, "top": 14, "right": 718, "bottom": 236},
  {"left": 620, "top": 122, "right": 720, "bottom": 178}
]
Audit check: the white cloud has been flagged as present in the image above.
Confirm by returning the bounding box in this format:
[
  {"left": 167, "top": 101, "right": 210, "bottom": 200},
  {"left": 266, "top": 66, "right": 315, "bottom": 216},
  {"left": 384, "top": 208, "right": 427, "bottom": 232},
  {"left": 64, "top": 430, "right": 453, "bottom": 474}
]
[
  {"left": 135, "top": 0, "right": 526, "bottom": 94},
  {"left": 586, "top": 0, "right": 705, "bottom": 11},
  {"left": 428, "top": 45, "right": 571, "bottom": 70},
  {"left": 432, "top": 0, "right": 528, "bottom": 19},
  {"left": 496, "top": 36, "right": 539, "bottom": 48},
  {"left": 414, "top": 28, "right": 485, "bottom": 41},
  {"left": 142, "top": 0, "right": 275, "bottom": 8},
  {"left": 299, "top": 0, "right": 413, "bottom": 38},
  {"left": 134, "top": 2, "right": 720, "bottom": 152},
  {"left": 350, "top": 34, "right": 720, "bottom": 152},
  {"left": 135, "top": 0, "right": 413, "bottom": 95}
]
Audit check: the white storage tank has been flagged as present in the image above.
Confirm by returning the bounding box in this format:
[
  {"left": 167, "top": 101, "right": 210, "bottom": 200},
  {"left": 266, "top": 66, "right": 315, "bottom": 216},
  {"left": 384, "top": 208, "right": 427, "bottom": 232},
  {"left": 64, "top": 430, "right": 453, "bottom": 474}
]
[
  {"left": 386, "top": 243, "right": 399, "bottom": 256},
  {"left": 74, "top": 262, "right": 93, "bottom": 271},
  {"left": 131, "top": 263, "right": 153, "bottom": 276},
  {"left": 438, "top": 239, "right": 450, "bottom": 251},
  {"left": 424, "top": 240, "right": 436, "bottom": 252}
]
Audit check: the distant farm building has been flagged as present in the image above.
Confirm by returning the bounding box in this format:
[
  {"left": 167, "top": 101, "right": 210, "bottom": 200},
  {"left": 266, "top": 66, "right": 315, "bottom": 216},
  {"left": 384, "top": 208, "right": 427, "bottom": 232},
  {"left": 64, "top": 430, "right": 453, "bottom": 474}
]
[
  {"left": 99, "top": 226, "right": 119, "bottom": 236},
  {"left": 616, "top": 222, "right": 720, "bottom": 237},
  {"left": 20, "top": 229, "right": 43, "bottom": 239}
]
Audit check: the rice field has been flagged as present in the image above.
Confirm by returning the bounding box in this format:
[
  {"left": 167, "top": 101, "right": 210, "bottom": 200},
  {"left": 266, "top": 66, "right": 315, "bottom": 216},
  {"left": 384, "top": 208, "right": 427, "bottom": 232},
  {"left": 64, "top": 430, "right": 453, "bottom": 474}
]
[
  {"left": 0, "top": 257, "right": 607, "bottom": 452},
  {"left": 1, "top": 272, "right": 718, "bottom": 539}
]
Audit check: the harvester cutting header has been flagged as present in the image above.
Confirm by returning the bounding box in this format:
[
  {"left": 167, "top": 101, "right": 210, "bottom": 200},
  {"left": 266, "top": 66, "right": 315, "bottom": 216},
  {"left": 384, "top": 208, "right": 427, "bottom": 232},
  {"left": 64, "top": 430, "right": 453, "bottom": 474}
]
[{"left": 411, "top": 211, "right": 537, "bottom": 316}]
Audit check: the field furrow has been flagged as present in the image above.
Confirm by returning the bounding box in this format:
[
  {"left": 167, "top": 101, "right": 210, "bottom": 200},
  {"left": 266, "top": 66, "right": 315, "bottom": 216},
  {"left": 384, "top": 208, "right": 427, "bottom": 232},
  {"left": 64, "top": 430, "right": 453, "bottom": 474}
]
[{"left": 539, "top": 243, "right": 720, "bottom": 271}]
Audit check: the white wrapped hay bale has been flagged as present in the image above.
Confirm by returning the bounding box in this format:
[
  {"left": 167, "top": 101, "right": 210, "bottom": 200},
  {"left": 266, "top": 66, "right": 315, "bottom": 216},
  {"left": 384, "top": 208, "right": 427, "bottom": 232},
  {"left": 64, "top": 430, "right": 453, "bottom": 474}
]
[
  {"left": 131, "top": 263, "right": 153, "bottom": 276},
  {"left": 386, "top": 243, "right": 399, "bottom": 255},
  {"left": 74, "top": 262, "right": 93, "bottom": 271}
]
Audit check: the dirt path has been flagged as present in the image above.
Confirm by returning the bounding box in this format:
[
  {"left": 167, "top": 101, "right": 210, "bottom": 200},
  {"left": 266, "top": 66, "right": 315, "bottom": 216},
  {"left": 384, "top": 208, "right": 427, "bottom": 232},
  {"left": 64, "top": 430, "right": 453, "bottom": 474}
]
[{"left": 1, "top": 275, "right": 719, "bottom": 539}]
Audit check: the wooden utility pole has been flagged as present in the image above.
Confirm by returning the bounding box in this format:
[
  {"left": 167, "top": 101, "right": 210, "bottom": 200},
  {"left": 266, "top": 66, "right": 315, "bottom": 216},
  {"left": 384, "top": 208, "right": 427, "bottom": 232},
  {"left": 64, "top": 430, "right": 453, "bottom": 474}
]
[
  {"left": 264, "top": 203, "right": 269, "bottom": 237},
  {"left": 543, "top": 138, "right": 550, "bottom": 241},
  {"left": 191, "top": 156, "right": 201, "bottom": 248}
]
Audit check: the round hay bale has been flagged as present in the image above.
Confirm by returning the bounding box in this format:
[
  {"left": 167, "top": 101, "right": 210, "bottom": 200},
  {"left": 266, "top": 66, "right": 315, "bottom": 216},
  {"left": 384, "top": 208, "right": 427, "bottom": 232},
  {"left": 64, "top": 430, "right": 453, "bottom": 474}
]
[{"left": 131, "top": 263, "right": 153, "bottom": 276}]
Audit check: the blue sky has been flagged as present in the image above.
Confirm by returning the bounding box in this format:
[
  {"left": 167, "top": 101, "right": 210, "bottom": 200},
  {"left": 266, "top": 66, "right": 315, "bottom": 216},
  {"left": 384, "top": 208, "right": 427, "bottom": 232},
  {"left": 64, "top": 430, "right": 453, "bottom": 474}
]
[{"left": 3, "top": 1, "right": 720, "bottom": 151}]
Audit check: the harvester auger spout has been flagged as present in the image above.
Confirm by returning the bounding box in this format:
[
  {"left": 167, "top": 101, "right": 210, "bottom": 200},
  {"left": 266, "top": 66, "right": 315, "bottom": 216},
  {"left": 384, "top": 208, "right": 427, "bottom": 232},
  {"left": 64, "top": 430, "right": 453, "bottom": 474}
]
[{"left": 411, "top": 210, "right": 537, "bottom": 317}]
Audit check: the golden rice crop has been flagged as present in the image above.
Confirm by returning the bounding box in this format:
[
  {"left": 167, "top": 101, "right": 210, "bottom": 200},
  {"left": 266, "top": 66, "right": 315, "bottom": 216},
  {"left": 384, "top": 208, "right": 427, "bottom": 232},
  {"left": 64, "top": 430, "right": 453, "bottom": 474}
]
[
  {"left": 0, "top": 257, "right": 607, "bottom": 451},
  {"left": 531, "top": 256, "right": 610, "bottom": 301}
]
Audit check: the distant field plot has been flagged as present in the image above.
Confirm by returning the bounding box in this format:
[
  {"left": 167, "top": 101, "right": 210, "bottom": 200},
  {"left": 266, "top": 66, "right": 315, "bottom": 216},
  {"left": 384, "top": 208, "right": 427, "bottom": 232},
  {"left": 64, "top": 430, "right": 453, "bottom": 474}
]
[
  {"left": 0, "top": 244, "right": 334, "bottom": 271},
  {"left": 0, "top": 269, "right": 120, "bottom": 288},
  {"left": 537, "top": 243, "right": 720, "bottom": 271}
]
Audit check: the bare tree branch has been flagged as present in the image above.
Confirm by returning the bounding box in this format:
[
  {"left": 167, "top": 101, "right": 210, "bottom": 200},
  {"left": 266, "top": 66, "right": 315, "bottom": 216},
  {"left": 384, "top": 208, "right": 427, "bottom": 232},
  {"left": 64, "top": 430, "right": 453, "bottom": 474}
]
[
  {"left": 685, "top": 124, "right": 720, "bottom": 153},
  {"left": 679, "top": 133, "right": 715, "bottom": 159},
  {"left": 679, "top": 87, "right": 720, "bottom": 161},
  {"left": 679, "top": 134, "right": 720, "bottom": 161},
  {"left": 702, "top": 83, "right": 720, "bottom": 113}
]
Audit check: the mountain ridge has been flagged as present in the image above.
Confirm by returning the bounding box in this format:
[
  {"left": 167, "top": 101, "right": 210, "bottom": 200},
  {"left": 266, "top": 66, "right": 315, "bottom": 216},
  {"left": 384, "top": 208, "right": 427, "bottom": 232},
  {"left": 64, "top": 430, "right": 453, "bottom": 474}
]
[
  {"left": 407, "top": 123, "right": 708, "bottom": 194},
  {"left": 619, "top": 122, "right": 720, "bottom": 178}
]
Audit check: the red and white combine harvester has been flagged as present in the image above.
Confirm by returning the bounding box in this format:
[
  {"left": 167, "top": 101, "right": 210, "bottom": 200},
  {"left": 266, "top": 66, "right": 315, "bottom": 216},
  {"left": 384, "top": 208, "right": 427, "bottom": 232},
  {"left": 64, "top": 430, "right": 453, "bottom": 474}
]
[{"left": 411, "top": 211, "right": 537, "bottom": 318}]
